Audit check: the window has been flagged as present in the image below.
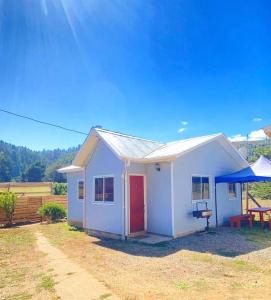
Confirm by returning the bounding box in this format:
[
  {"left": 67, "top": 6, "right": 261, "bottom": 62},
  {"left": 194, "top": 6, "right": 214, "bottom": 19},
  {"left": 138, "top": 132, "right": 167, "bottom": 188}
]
[
  {"left": 78, "top": 181, "right": 84, "bottom": 200},
  {"left": 192, "top": 176, "right": 210, "bottom": 201},
  {"left": 228, "top": 183, "right": 237, "bottom": 199},
  {"left": 94, "top": 176, "right": 114, "bottom": 202}
]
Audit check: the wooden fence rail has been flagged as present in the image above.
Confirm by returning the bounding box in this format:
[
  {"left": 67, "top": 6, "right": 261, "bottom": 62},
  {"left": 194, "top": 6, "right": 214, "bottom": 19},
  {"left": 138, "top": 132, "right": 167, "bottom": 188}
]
[{"left": 0, "top": 195, "right": 67, "bottom": 225}]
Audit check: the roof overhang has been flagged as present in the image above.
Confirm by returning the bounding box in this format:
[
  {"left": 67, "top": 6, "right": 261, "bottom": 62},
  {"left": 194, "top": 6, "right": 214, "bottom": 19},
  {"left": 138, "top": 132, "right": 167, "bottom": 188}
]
[
  {"left": 58, "top": 165, "right": 84, "bottom": 174},
  {"left": 263, "top": 125, "right": 271, "bottom": 138}
]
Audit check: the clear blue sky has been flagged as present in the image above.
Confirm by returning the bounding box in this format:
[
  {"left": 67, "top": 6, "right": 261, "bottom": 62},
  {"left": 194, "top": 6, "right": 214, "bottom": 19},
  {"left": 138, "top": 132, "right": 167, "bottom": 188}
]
[{"left": 0, "top": 0, "right": 271, "bottom": 150}]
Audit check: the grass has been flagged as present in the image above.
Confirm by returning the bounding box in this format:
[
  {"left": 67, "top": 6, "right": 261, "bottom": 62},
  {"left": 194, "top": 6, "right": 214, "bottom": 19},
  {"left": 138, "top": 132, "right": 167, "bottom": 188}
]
[
  {"left": 37, "top": 222, "right": 271, "bottom": 300},
  {"left": 0, "top": 226, "right": 57, "bottom": 299},
  {"left": 39, "top": 275, "right": 55, "bottom": 290},
  {"left": 174, "top": 281, "right": 189, "bottom": 290}
]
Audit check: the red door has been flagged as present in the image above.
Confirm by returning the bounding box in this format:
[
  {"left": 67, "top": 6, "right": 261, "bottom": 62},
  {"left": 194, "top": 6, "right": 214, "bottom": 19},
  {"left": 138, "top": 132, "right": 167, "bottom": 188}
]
[{"left": 130, "top": 175, "right": 145, "bottom": 233}]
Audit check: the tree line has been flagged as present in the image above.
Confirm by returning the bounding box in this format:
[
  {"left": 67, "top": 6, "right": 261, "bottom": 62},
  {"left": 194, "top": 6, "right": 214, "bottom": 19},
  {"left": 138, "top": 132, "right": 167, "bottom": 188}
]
[{"left": 0, "top": 140, "right": 79, "bottom": 183}]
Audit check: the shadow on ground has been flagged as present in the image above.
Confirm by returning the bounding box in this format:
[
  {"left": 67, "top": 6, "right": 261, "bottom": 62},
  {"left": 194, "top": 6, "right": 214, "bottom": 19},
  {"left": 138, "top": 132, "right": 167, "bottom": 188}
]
[{"left": 92, "top": 224, "right": 271, "bottom": 258}]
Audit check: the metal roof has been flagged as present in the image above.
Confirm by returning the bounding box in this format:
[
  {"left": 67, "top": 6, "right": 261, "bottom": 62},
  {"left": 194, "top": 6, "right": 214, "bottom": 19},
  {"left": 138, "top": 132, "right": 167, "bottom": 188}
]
[
  {"left": 96, "top": 128, "right": 164, "bottom": 159},
  {"left": 58, "top": 128, "right": 248, "bottom": 173},
  {"left": 145, "top": 134, "right": 222, "bottom": 159}
]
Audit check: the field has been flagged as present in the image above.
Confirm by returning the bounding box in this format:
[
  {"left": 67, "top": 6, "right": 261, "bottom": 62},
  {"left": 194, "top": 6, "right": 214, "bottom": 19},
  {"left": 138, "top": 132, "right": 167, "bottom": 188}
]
[
  {"left": 2, "top": 222, "right": 271, "bottom": 300},
  {"left": 0, "top": 225, "right": 58, "bottom": 300},
  {"left": 35, "top": 223, "right": 271, "bottom": 299}
]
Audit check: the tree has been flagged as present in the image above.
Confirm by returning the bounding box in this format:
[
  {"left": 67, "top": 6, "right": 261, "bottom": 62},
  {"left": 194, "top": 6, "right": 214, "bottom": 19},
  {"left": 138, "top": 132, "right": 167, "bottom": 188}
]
[
  {"left": 22, "top": 162, "right": 46, "bottom": 182},
  {"left": 0, "top": 151, "right": 12, "bottom": 182},
  {"left": 45, "top": 163, "right": 66, "bottom": 183},
  {"left": 0, "top": 192, "right": 18, "bottom": 225}
]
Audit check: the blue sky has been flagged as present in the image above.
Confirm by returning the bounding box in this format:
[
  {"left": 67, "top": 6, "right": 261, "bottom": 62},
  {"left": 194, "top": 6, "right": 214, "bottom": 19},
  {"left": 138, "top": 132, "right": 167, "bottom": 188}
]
[{"left": 0, "top": 0, "right": 271, "bottom": 150}]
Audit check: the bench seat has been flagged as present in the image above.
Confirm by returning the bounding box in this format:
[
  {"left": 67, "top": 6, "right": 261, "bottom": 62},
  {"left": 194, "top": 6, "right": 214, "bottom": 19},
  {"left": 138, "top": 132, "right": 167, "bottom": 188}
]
[{"left": 229, "top": 214, "right": 255, "bottom": 229}]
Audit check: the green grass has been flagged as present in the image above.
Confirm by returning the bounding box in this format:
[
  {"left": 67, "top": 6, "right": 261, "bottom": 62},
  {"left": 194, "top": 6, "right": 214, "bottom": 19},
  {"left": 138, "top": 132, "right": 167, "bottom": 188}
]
[
  {"left": 39, "top": 275, "right": 55, "bottom": 290},
  {"left": 231, "top": 282, "right": 242, "bottom": 289},
  {"left": 99, "top": 293, "right": 112, "bottom": 299},
  {"left": 175, "top": 280, "right": 190, "bottom": 290},
  {"left": 2, "top": 292, "right": 32, "bottom": 300}
]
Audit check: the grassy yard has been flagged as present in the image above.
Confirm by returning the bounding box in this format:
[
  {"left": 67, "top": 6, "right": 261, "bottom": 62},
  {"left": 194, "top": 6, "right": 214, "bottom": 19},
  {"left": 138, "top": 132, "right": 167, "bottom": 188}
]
[
  {"left": 0, "top": 225, "right": 58, "bottom": 300},
  {"left": 36, "top": 222, "right": 271, "bottom": 300}
]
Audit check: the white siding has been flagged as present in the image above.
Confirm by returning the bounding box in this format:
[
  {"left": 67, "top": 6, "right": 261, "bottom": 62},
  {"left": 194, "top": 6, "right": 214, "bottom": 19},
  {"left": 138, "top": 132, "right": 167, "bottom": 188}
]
[
  {"left": 85, "top": 140, "right": 125, "bottom": 235},
  {"left": 67, "top": 171, "right": 84, "bottom": 225},
  {"left": 146, "top": 162, "right": 172, "bottom": 236},
  {"left": 173, "top": 140, "right": 242, "bottom": 237}
]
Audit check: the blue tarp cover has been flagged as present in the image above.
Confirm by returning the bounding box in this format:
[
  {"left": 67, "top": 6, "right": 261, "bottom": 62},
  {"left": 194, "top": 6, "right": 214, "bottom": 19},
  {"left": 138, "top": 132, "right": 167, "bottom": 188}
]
[{"left": 216, "top": 155, "right": 271, "bottom": 183}]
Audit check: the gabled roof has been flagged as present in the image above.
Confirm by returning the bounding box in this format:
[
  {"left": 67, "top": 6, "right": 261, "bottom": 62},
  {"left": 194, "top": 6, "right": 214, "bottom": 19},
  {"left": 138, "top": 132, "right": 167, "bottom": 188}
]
[{"left": 58, "top": 128, "right": 248, "bottom": 173}]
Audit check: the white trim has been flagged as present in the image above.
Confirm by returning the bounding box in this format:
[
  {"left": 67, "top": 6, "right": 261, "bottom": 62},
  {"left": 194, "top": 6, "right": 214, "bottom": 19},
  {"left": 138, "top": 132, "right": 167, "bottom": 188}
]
[
  {"left": 191, "top": 174, "right": 212, "bottom": 203},
  {"left": 128, "top": 174, "right": 147, "bottom": 235},
  {"left": 170, "top": 161, "right": 175, "bottom": 237},
  {"left": 124, "top": 165, "right": 129, "bottom": 237},
  {"left": 92, "top": 174, "right": 115, "bottom": 204},
  {"left": 83, "top": 168, "right": 86, "bottom": 228},
  {"left": 77, "top": 179, "right": 85, "bottom": 201}
]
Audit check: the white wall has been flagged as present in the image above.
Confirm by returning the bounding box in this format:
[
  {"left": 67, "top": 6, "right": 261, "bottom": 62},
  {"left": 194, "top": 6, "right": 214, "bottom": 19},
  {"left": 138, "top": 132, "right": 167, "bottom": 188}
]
[
  {"left": 146, "top": 162, "right": 172, "bottom": 236},
  {"left": 67, "top": 171, "right": 84, "bottom": 225},
  {"left": 173, "top": 140, "right": 242, "bottom": 237},
  {"left": 85, "top": 140, "right": 125, "bottom": 235}
]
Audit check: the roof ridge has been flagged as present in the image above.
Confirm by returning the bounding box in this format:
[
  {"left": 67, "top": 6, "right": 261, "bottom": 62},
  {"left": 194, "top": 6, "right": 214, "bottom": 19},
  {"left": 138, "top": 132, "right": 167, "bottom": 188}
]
[{"left": 95, "top": 127, "right": 165, "bottom": 144}]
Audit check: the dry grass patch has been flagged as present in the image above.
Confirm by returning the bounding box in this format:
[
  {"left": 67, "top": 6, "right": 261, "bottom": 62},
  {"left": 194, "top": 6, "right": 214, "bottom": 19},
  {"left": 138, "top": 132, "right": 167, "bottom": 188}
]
[
  {"left": 37, "top": 222, "right": 271, "bottom": 300},
  {"left": 0, "top": 226, "right": 57, "bottom": 300}
]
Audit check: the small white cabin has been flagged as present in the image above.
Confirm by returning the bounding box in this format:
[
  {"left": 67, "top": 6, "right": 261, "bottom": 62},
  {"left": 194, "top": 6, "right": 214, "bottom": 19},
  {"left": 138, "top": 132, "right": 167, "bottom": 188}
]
[{"left": 59, "top": 128, "right": 248, "bottom": 239}]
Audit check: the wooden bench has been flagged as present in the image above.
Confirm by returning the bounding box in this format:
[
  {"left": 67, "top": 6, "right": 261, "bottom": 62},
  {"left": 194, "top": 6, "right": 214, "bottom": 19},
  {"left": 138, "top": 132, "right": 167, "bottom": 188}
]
[{"left": 229, "top": 214, "right": 255, "bottom": 229}]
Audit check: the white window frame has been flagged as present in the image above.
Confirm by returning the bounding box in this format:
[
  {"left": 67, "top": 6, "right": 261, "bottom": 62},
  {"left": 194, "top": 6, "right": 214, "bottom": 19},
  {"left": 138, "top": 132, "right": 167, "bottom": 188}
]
[
  {"left": 77, "top": 180, "right": 84, "bottom": 201},
  {"left": 92, "top": 175, "right": 115, "bottom": 205},
  {"left": 228, "top": 183, "right": 238, "bottom": 200},
  {"left": 191, "top": 175, "right": 212, "bottom": 203}
]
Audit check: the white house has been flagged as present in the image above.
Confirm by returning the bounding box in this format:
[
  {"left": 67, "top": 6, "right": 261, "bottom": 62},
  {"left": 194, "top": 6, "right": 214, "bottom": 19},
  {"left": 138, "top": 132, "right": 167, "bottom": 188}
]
[{"left": 59, "top": 127, "right": 248, "bottom": 239}]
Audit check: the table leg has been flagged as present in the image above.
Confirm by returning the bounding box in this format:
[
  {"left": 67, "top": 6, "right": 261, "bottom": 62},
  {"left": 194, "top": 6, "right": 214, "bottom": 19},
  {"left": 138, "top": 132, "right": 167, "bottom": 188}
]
[
  {"left": 260, "top": 212, "right": 264, "bottom": 228},
  {"left": 248, "top": 216, "right": 253, "bottom": 229}
]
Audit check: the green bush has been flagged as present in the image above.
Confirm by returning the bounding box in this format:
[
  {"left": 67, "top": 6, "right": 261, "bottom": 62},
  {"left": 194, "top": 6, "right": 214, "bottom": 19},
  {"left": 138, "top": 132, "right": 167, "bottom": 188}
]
[
  {"left": 52, "top": 182, "right": 67, "bottom": 195},
  {"left": 38, "top": 202, "right": 66, "bottom": 222},
  {"left": 0, "top": 192, "right": 18, "bottom": 226}
]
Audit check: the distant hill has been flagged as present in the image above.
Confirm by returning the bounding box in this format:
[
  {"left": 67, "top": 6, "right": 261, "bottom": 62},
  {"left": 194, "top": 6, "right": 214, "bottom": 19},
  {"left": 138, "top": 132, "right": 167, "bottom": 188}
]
[
  {"left": 0, "top": 140, "right": 79, "bottom": 183},
  {"left": 232, "top": 139, "right": 271, "bottom": 162}
]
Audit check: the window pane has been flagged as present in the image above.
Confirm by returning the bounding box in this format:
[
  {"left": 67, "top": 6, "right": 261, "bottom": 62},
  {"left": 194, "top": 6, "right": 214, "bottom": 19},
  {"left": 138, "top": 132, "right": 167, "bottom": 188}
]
[
  {"left": 95, "top": 178, "right": 103, "bottom": 201},
  {"left": 192, "top": 177, "right": 201, "bottom": 200},
  {"left": 78, "top": 181, "right": 84, "bottom": 200},
  {"left": 228, "top": 183, "right": 237, "bottom": 198},
  {"left": 104, "top": 177, "right": 114, "bottom": 202},
  {"left": 202, "top": 177, "right": 210, "bottom": 199}
]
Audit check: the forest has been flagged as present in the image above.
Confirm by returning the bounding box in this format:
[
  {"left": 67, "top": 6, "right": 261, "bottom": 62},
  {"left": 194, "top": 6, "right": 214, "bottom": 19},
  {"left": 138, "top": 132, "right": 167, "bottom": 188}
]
[{"left": 0, "top": 140, "right": 79, "bottom": 183}]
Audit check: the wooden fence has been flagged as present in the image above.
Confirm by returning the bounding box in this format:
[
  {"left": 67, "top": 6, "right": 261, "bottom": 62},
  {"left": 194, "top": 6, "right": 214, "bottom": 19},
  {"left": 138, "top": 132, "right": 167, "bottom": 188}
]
[{"left": 0, "top": 195, "right": 67, "bottom": 225}]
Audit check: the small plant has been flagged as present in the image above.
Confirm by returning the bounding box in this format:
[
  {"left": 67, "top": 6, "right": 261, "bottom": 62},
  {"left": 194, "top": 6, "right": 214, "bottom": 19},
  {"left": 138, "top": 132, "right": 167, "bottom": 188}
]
[
  {"left": 39, "top": 275, "right": 55, "bottom": 290},
  {"left": 38, "top": 202, "right": 66, "bottom": 222},
  {"left": 0, "top": 191, "right": 18, "bottom": 226},
  {"left": 52, "top": 182, "right": 67, "bottom": 195}
]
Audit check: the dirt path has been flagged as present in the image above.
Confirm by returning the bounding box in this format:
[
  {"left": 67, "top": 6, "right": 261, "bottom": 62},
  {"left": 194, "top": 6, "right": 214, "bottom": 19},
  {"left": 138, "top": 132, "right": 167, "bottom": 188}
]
[{"left": 35, "top": 231, "right": 119, "bottom": 300}]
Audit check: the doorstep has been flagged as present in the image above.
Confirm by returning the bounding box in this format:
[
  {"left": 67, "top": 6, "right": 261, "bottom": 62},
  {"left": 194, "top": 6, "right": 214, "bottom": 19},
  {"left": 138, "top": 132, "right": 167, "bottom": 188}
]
[{"left": 128, "top": 233, "right": 172, "bottom": 245}]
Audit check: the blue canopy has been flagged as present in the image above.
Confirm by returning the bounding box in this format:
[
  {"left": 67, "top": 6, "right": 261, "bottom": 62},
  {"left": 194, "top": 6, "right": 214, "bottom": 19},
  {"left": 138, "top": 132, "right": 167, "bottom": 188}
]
[{"left": 216, "top": 155, "right": 271, "bottom": 184}]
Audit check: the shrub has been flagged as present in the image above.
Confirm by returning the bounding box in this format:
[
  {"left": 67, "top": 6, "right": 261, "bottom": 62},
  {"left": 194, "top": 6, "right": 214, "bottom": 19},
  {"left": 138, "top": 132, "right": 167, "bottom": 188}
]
[
  {"left": 52, "top": 182, "right": 67, "bottom": 195},
  {"left": 0, "top": 192, "right": 18, "bottom": 226},
  {"left": 38, "top": 202, "right": 66, "bottom": 222}
]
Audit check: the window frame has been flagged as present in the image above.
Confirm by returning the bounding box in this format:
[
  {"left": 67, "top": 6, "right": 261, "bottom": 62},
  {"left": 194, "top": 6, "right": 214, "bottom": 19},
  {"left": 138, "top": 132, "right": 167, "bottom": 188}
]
[
  {"left": 228, "top": 183, "right": 238, "bottom": 200},
  {"left": 191, "top": 175, "right": 212, "bottom": 203},
  {"left": 92, "top": 175, "right": 115, "bottom": 205},
  {"left": 77, "top": 180, "right": 85, "bottom": 201}
]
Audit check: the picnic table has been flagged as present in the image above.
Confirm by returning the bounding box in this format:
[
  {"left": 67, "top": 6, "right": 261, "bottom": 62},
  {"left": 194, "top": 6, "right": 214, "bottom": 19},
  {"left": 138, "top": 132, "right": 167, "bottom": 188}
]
[{"left": 248, "top": 207, "right": 271, "bottom": 228}]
